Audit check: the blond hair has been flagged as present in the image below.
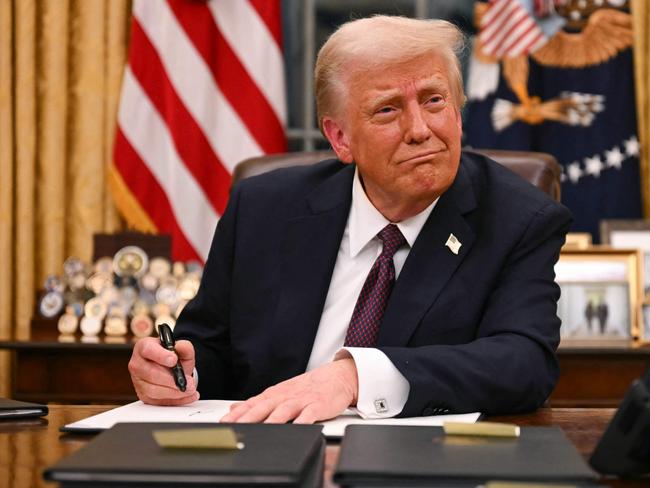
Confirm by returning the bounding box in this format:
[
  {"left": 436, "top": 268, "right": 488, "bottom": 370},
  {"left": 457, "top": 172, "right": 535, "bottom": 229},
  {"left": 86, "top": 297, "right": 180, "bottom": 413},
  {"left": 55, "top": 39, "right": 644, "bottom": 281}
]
[{"left": 314, "top": 15, "right": 466, "bottom": 131}]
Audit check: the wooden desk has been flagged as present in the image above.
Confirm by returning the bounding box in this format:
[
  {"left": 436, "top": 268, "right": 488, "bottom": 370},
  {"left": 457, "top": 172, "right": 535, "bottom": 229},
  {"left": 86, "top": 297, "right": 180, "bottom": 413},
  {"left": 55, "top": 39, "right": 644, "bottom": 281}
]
[
  {"left": 0, "top": 331, "right": 137, "bottom": 404},
  {"left": 0, "top": 405, "right": 648, "bottom": 488},
  {"left": 1, "top": 334, "right": 649, "bottom": 406}
]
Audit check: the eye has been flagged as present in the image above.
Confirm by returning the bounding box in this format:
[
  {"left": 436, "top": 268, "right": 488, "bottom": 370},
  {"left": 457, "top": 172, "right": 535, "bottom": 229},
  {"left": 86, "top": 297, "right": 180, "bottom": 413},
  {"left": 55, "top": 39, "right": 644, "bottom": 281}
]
[
  {"left": 375, "top": 106, "right": 395, "bottom": 114},
  {"left": 426, "top": 94, "right": 444, "bottom": 104}
]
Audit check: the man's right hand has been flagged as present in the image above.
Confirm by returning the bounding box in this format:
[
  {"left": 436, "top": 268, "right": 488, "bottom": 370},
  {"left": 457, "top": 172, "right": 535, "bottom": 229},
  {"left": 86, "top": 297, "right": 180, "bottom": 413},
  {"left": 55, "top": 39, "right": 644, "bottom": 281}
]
[{"left": 128, "top": 337, "right": 199, "bottom": 405}]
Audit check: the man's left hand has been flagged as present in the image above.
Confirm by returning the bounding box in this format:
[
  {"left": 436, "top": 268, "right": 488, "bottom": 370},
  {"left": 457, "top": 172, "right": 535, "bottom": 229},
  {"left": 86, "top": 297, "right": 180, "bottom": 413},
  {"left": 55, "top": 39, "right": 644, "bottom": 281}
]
[{"left": 220, "top": 358, "right": 358, "bottom": 424}]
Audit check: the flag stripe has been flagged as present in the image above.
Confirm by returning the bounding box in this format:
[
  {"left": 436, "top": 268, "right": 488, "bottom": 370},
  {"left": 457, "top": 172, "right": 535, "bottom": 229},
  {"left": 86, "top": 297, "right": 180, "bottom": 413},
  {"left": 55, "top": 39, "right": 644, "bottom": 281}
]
[
  {"left": 480, "top": 0, "right": 517, "bottom": 40},
  {"left": 249, "top": 0, "right": 283, "bottom": 48},
  {"left": 129, "top": 18, "right": 231, "bottom": 215},
  {"left": 482, "top": 9, "right": 528, "bottom": 54},
  {"left": 495, "top": 20, "right": 536, "bottom": 58},
  {"left": 481, "top": 0, "right": 511, "bottom": 27},
  {"left": 114, "top": 129, "right": 201, "bottom": 262},
  {"left": 113, "top": 0, "right": 286, "bottom": 261},
  {"left": 134, "top": 0, "right": 263, "bottom": 172},
  {"left": 168, "top": 0, "right": 286, "bottom": 154},
  {"left": 510, "top": 28, "right": 545, "bottom": 57},
  {"left": 118, "top": 67, "right": 217, "bottom": 260},
  {"left": 208, "top": 0, "right": 287, "bottom": 125},
  {"left": 479, "top": 0, "right": 547, "bottom": 57}
]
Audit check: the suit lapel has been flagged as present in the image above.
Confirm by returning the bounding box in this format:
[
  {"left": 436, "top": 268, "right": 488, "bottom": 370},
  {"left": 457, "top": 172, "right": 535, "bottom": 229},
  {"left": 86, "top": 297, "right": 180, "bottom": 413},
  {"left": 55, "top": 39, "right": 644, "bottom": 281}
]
[
  {"left": 268, "top": 164, "right": 355, "bottom": 384},
  {"left": 378, "top": 162, "right": 478, "bottom": 346}
]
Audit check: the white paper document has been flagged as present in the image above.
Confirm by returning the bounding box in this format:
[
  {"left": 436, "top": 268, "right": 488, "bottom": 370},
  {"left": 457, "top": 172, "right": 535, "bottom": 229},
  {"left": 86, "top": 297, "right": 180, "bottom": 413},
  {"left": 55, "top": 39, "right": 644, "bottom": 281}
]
[{"left": 63, "top": 400, "right": 481, "bottom": 438}]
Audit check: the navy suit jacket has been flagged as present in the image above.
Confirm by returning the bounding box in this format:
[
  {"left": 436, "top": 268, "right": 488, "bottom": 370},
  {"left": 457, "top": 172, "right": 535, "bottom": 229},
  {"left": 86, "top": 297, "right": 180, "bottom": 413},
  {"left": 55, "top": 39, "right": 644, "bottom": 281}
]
[{"left": 174, "top": 151, "right": 573, "bottom": 416}]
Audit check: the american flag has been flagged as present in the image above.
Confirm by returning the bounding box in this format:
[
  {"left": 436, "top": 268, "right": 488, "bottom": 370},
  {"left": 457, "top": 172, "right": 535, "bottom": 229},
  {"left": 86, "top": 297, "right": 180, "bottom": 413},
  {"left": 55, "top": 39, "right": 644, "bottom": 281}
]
[
  {"left": 479, "top": 0, "right": 547, "bottom": 58},
  {"left": 111, "top": 0, "right": 287, "bottom": 261}
]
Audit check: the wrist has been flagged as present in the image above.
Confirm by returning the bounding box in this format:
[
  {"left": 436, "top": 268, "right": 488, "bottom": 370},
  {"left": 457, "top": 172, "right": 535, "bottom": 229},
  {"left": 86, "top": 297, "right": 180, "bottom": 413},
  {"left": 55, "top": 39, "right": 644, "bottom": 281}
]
[{"left": 336, "top": 357, "right": 359, "bottom": 406}]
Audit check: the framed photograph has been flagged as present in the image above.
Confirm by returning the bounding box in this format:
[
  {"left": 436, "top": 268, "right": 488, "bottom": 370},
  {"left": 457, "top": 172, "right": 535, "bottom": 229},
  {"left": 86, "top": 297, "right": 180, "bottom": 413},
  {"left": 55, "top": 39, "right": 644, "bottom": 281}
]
[
  {"left": 562, "top": 232, "right": 593, "bottom": 250},
  {"left": 600, "top": 219, "right": 650, "bottom": 298},
  {"left": 642, "top": 304, "right": 650, "bottom": 345},
  {"left": 555, "top": 249, "right": 642, "bottom": 344}
]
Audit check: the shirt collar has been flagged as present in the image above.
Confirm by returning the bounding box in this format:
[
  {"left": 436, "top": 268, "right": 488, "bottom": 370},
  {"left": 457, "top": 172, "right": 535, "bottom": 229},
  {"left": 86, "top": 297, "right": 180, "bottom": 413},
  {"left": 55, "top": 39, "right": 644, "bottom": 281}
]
[{"left": 348, "top": 167, "right": 438, "bottom": 258}]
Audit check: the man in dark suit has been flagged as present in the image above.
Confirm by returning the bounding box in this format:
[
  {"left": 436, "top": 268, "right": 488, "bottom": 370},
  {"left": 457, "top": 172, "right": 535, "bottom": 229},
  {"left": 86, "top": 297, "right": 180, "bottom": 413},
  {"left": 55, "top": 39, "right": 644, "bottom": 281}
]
[{"left": 128, "top": 15, "right": 572, "bottom": 422}]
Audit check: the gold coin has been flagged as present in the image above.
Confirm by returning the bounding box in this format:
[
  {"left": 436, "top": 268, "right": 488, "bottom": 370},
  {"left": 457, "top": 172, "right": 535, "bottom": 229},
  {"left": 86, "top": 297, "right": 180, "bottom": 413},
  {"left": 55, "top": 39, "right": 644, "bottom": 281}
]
[{"left": 130, "top": 314, "right": 154, "bottom": 338}]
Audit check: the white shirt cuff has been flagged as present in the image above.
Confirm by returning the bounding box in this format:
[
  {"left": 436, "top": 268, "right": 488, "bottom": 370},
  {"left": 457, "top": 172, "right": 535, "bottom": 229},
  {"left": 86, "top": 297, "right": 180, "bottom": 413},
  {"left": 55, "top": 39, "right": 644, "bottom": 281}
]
[{"left": 335, "top": 347, "right": 410, "bottom": 419}]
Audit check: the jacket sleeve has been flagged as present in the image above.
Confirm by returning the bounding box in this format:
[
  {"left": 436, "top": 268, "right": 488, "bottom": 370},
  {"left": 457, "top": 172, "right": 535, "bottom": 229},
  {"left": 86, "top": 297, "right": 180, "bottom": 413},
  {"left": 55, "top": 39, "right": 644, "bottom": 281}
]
[
  {"left": 380, "top": 200, "right": 573, "bottom": 416},
  {"left": 173, "top": 184, "right": 243, "bottom": 399}
]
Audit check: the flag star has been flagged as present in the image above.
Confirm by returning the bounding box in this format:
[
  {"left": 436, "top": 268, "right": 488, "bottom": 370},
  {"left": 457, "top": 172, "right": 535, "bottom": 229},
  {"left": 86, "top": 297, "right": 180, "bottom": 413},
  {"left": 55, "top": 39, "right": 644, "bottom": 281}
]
[
  {"left": 584, "top": 155, "right": 603, "bottom": 177},
  {"left": 624, "top": 136, "right": 640, "bottom": 157},
  {"left": 567, "top": 161, "right": 583, "bottom": 184},
  {"left": 605, "top": 147, "right": 624, "bottom": 169}
]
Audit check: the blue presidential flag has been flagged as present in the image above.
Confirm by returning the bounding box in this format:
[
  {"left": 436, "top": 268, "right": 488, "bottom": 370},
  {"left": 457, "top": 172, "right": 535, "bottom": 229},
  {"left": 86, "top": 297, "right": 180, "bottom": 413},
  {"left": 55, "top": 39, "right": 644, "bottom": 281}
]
[{"left": 464, "top": 0, "right": 641, "bottom": 241}]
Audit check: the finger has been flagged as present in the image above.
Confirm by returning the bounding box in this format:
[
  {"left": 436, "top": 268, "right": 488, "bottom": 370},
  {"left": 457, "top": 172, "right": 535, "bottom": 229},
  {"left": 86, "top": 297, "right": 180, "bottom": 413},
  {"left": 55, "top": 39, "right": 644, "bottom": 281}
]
[
  {"left": 220, "top": 401, "right": 254, "bottom": 422},
  {"left": 136, "top": 337, "right": 178, "bottom": 368},
  {"left": 229, "top": 401, "right": 244, "bottom": 411},
  {"left": 264, "top": 400, "right": 304, "bottom": 424},
  {"left": 293, "top": 403, "right": 320, "bottom": 424},
  {"left": 134, "top": 375, "right": 197, "bottom": 401},
  {"left": 174, "top": 340, "right": 195, "bottom": 363},
  {"left": 133, "top": 358, "right": 197, "bottom": 395},
  {"left": 139, "top": 391, "right": 200, "bottom": 406},
  {"left": 235, "top": 398, "right": 281, "bottom": 423}
]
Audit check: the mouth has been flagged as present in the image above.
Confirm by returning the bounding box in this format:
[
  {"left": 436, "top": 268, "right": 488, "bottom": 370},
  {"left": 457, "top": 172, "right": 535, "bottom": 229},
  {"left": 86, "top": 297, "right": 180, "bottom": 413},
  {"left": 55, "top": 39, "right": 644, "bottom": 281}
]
[{"left": 399, "top": 150, "right": 446, "bottom": 165}]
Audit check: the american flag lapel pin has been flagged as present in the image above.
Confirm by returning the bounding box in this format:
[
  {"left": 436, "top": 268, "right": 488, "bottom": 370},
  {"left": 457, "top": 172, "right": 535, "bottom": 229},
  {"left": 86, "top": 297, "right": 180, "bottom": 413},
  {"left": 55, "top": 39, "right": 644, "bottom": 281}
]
[{"left": 445, "top": 233, "right": 461, "bottom": 255}]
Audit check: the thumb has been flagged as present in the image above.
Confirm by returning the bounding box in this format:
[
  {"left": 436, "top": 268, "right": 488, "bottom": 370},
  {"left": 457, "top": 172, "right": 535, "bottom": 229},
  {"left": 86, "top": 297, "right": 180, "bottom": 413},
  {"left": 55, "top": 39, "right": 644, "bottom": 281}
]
[{"left": 174, "top": 339, "right": 195, "bottom": 363}]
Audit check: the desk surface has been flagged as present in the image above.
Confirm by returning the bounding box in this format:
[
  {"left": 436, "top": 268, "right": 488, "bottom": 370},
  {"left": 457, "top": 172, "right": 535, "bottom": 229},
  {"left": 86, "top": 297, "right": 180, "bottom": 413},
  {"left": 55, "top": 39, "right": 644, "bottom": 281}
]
[{"left": 0, "top": 405, "right": 646, "bottom": 488}]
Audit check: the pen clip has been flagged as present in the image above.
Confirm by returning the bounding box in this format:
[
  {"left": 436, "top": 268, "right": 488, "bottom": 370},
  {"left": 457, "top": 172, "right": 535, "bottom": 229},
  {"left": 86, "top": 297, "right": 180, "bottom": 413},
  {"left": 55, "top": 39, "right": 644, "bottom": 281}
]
[{"left": 158, "top": 323, "right": 175, "bottom": 350}]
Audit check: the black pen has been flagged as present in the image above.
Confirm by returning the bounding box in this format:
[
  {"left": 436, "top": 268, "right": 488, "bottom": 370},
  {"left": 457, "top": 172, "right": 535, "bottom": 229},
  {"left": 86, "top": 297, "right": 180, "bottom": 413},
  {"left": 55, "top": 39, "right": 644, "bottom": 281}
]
[{"left": 158, "top": 323, "right": 187, "bottom": 392}]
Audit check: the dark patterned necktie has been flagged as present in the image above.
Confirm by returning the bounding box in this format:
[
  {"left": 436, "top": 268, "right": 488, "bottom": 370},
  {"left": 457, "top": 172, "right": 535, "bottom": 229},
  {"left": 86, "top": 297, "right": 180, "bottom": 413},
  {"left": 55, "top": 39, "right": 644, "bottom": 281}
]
[{"left": 344, "top": 224, "right": 407, "bottom": 347}]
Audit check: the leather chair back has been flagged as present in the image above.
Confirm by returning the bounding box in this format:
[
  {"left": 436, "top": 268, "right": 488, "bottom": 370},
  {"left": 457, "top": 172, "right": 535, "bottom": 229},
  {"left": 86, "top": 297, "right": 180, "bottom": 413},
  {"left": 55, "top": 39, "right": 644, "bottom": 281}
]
[{"left": 232, "top": 148, "right": 561, "bottom": 202}]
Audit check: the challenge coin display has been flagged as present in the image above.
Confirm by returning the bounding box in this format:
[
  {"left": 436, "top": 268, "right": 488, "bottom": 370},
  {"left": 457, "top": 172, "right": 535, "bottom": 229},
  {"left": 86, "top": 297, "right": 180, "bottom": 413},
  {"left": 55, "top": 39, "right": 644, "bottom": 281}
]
[
  {"left": 84, "top": 297, "right": 107, "bottom": 320},
  {"left": 104, "top": 315, "right": 128, "bottom": 337},
  {"left": 149, "top": 257, "right": 171, "bottom": 279},
  {"left": 43, "top": 246, "right": 202, "bottom": 340},
  {"left": 130, "top": 314, "right": 154, "bottom": 338},
  {"left": 39, "top": 291, "right": 64, "bottom": 318},
  {"left": 57, "top": 313, "right": 79, "bottom": 335},
  {"left": 93, "top": 256, "right": 113, "bottom": 274},
  {"left": 44, "top": 274, "right": 65, "bottom": 293},
  {"left": 79, "top": 316, "right": 102, "bottom": 337},
  {"left": 63, "top": 256, "right": 85, "bottom": 277},
  {"left": 113, "top": 246, "right": 148, "bottom": 278}
]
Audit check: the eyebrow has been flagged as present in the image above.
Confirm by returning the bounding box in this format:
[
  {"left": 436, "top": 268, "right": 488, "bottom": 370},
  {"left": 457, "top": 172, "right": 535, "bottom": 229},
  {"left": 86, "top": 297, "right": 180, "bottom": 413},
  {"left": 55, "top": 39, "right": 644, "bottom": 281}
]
[{"left": 365, "top": 77, "right": 449, "bottom": 108}]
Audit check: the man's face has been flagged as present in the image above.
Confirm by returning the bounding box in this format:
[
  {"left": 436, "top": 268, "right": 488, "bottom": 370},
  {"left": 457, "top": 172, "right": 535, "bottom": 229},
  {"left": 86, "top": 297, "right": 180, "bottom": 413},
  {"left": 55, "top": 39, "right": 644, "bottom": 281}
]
[{"left": 323, "top": 54, "right": 462, "bottom": 221}]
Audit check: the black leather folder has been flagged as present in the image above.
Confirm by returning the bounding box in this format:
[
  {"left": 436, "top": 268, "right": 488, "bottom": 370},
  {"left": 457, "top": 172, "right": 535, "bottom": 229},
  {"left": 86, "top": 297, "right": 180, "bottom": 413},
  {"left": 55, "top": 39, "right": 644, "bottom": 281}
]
[
  {"left": 334, "top": 425, "right": 598, "bottom": 487},
  {"left": 0, "top": 398, "right": 48, "bottom": 419},
  {"left": 589, "top": 366, "right": 650, "bottom": 477},
  {"left": 44, "top": 422, "right": 325, "bottom": 487}
]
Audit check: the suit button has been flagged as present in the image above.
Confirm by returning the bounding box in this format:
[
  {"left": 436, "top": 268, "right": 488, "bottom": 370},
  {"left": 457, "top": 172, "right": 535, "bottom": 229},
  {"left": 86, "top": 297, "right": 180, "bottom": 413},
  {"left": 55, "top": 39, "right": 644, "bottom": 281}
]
[{"left": 422, "top": 407, "right": 435, "bottom": 416}]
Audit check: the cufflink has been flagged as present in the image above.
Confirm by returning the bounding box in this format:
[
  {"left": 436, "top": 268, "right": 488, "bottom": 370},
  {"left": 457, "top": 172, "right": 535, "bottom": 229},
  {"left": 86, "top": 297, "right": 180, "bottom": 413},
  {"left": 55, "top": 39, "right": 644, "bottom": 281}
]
[{"left": 374, "top": 399, "right": 388, "bottom": 413}]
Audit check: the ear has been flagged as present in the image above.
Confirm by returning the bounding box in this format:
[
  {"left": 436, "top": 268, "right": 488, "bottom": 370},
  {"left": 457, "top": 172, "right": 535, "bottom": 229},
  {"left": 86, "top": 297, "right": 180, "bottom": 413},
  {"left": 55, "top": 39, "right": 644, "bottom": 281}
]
[{"left": 322, "top": 117, "right": 354, "bottom": 164}]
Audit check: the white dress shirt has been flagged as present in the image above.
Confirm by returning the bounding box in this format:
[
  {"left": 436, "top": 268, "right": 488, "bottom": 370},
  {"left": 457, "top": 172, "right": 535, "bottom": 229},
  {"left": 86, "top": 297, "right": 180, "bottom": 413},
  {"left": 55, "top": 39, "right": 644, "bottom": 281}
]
[{"left": 305, "top": 168, "right": 437, "bottom": 418}]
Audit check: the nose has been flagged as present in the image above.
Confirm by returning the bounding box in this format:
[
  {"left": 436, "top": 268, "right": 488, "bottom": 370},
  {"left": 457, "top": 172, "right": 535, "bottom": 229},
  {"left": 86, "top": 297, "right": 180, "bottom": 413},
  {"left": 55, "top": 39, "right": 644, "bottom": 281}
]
[{"left": 402, "top": 103, "right": 431, "bottom": 144}]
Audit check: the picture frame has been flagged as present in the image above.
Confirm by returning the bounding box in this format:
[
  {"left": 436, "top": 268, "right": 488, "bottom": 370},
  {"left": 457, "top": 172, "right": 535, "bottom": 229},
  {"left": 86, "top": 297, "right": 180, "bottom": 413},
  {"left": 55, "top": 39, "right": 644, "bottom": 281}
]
[
  {"left": 642, "top": 304, "right": 650, "bottom": 345},
  {"left": 600, "top": 219, "right": 650, "bottom": 299},
  {"left": 555, "top": 248, "right": 642, "bottom": 345},
  {"left": 562, "top": 232, "right": 593, "bottom": 250}
]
